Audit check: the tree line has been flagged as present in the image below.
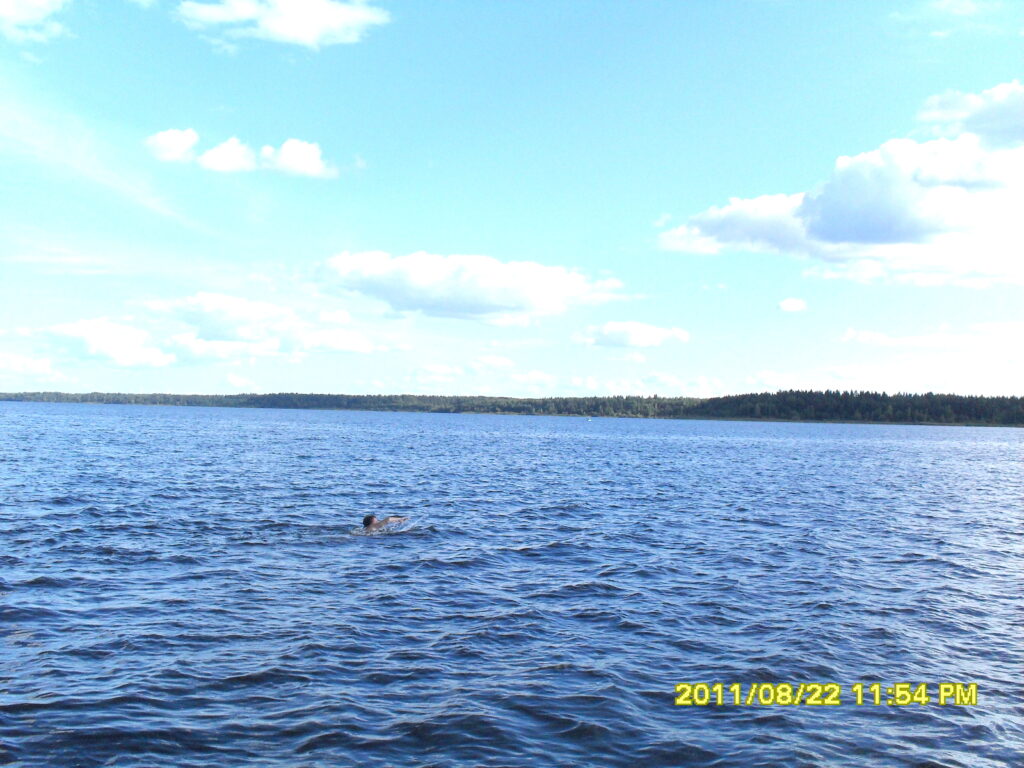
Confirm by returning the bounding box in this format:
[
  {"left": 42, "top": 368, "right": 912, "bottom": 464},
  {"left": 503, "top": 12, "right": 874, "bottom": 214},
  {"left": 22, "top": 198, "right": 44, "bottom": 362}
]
[
  {"left": 1, "top": 389, "right": 1020, "bottom": 425},
  {"left": 683, "top": 390, "right": 1023, "bottom": 425}
]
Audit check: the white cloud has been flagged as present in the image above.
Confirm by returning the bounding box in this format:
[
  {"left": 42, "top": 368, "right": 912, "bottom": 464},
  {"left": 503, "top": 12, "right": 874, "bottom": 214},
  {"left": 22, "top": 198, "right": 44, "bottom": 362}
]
[
  {"left": 0, "top": 0, "right": 70, "bottom": 42},
  {"left": 657, "top": 224, "right": 723, "bottom": 254},
  {"left": 660, "top": 81, "right": 1024, "bottom": 287},
  {"left": 149, "top": 130, "right": 339, "bottom": 178},
  {"left": 197, "top": 136, "right": 257, "bottom": 172},
  {"left": 260, "top": 138, "right": 337, "bottom": 178},
  {"left": 177, "top": 0, "right": 390, "bottom": 49},
  {"left": 919, "top": 80, "right": 1024, "bottom": 147},
  {"left": 149, "top": 292, "right": 297, "bottom": 339},
  {"left": 580, "top": 320, "right": 690, "bottom": 348},
  {"left": 149, "top": 291, "right": 378, "bottom": 359},
  {"left": 682, "top": 193, "right": 807, "bottom": 255},
  {"left": 325, "top": 250, "right": 624, "bottom": 324},
  {"left": 51, "top": 318, "right": 176, "bottom": 367},
  {"left": 145, "top": 128, "right": 199, "bottom": 162},
  {"left": 0, "top": 350, "right": 55, "bottom": 376},
  {"left": 779, "top": 298, "right": 807, "bottom": 312}
]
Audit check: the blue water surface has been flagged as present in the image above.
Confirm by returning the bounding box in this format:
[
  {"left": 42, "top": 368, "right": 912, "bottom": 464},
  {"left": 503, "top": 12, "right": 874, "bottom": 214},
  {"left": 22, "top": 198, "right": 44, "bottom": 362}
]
[{"left": 1, "top": 402, "right": 1021, "bottom": 767}]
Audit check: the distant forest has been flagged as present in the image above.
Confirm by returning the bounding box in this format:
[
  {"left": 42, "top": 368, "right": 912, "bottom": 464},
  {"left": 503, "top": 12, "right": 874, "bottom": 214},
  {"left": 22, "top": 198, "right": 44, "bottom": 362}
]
[{"left": 2, "top": 390, "right": 1021, "bottom": 425}]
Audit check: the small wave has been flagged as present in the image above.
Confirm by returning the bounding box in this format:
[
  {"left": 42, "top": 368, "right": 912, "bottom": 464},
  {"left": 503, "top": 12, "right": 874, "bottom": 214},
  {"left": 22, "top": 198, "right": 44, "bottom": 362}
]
[
  {"left": 213, "top": 667, "right": 316, "bottom": 689},
  {"left": 48, "top": 495, "right": 85, "bottom": 506},
  {"left": 15, "top": 575, "right": 76, "bottom": 588},
  {"left": 2, "top": 403, "right": 1020, "bottom": 768}
]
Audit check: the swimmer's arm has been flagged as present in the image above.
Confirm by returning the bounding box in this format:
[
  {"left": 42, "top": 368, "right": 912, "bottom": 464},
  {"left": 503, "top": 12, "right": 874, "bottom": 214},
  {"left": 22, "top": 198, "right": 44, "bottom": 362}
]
[{"left": 383, "top": 515, "right": 408, "bottom": 524}]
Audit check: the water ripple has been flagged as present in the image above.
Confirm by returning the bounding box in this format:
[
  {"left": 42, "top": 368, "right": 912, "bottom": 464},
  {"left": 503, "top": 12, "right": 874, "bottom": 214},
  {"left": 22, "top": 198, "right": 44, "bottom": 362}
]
[{"left": 1, "top": 402, "right": 1021, "bottom": 766}]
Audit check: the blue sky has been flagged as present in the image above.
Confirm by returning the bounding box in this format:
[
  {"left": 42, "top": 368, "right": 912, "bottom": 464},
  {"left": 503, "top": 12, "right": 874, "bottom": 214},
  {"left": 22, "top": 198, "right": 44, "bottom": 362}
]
[{"left": 1, "top": 0, "right": 1021, "bottom": 397}]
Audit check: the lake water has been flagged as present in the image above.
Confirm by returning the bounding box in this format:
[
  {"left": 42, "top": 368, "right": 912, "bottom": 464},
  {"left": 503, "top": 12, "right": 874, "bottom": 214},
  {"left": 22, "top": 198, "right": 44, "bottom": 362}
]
[{"left": 1, "top": 402, "right": 1021, "bottom": 767}]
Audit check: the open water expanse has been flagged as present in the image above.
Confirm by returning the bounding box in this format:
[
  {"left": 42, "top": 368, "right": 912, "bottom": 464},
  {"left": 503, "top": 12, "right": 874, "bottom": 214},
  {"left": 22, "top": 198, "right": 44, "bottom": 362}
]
[{"left": 0, "top": 401, "right": 1021, "bottom": 767}]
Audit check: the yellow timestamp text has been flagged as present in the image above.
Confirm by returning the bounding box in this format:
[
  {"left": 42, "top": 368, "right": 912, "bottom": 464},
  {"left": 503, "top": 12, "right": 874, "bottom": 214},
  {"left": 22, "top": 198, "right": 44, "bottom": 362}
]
[{"left": 673, "top": 682, "right": 978, "bottom": 706}]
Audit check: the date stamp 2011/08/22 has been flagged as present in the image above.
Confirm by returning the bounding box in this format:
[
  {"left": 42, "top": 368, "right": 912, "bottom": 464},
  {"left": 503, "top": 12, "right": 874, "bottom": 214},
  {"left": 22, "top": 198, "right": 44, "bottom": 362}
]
[{"left": 674, "top": 682, "right": 978, "bottom": 707}]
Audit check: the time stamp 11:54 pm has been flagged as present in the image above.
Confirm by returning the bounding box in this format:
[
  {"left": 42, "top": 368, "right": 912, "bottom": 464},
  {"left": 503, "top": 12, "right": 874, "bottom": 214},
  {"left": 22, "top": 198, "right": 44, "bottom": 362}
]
[{"left": 674, "top": 682, "right": 979, "bottom": 707}]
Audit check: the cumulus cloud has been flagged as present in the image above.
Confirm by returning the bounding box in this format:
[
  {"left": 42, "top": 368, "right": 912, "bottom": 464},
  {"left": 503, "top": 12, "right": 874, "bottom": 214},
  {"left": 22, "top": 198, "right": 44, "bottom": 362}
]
[
  {"left": 919, "top": 80, "right": 1024, "bottom": 147},
  {"left": 579, "top": 321, "right": 690, "bottom": 348},
  {"left": 145, "top": 128, "right": 199, "bottom": 162},
  {"left": 324, "top": 250, "right": 624, "bottom": 324},
  {"left": 51, "top": 318, "right": 176, "bottom": 367},
  {"left": 148, "top": 291, "right": 378, "bottom": 359},
  {"left": 260, "top": 138, "right": 337, "bottom": 178},
  {"left": 177, "top": 0, "right": 389, "bottom": 49},
  {"left": 148, "top": 130, "right": 338, "bottom": 178},
  {"left": 779, "top": 298, "right": 807, "bottom": 312},
  {"left": 0, "top": 0, "right": 70, "bottom": 42},
  {"left": 660, "top": 81, "right": 1024, "bottom": 287},
  {"left": 197, "top": 136, "right": 257, "bottom": 172}
]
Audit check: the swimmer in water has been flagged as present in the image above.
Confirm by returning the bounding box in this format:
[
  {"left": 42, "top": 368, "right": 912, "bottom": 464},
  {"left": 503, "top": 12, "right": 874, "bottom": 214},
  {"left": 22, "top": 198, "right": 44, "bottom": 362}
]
[{"left": 362, "top": 514, "right": 408, "bottom": 533}]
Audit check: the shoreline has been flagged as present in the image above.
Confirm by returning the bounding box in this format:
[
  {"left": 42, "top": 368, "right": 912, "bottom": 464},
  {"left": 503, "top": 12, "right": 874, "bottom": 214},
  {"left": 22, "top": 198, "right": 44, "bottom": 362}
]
[{"left": 2, "top": 392, "right": 1020, "bottom": 428}]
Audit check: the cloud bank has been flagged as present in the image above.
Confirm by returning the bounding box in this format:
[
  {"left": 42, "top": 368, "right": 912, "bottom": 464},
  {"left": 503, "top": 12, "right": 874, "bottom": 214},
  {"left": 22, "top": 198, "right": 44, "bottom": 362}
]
[
  {"left": 660, "top": 81, "right": 1024, "bottom": 287},
  {"left": 325, "top": 250, "right": 624, "bottom": 325}
]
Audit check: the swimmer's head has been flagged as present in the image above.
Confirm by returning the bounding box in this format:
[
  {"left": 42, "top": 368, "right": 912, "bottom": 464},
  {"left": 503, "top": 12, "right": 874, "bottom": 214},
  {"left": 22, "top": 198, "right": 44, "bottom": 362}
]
[{"left": 362, "top": 514, "right": 376, "bottom": 528}]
